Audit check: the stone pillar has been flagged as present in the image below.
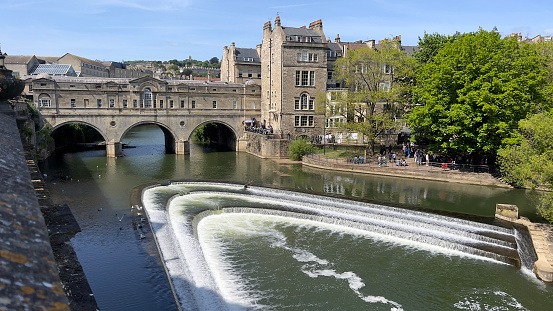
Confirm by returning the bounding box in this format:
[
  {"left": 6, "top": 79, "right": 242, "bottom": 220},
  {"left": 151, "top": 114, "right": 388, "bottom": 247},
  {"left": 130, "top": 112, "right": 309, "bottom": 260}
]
[
  {"left": 176, "top": 140, "right": 190, "bottom": 155},
  {"left": 495, "top": 204, "right": 519, "bottom": 222},
  {"left": 106, "top": 141, "right": 122, "bottom": 158}
]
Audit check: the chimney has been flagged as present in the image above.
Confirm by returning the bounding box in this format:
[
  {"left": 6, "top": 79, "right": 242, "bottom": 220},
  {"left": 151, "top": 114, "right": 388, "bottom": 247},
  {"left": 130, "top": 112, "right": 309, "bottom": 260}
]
[
  {"left": 207, "top": 70, "right": 211, "bottom": 82},
  {"left": 309, "top": 19, "right": 325, "bottom": 38},
  {"left": 263, "top": 20, "right": 272, "bottom": 32},
  {"left": 335, "top": 34, "right": 341, "bottom": 43},
  {"left": 275, "top": 15, "right": 281, "bottom": 27},
  {"left": 366, "top": 40, "right": 375, "bottom": 49}
]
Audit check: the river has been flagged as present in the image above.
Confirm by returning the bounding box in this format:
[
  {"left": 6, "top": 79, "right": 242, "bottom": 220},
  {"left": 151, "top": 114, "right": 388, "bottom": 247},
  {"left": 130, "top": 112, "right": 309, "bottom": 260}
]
[{"left": 39, "top": 124, "right": 552, "bottom": 310}]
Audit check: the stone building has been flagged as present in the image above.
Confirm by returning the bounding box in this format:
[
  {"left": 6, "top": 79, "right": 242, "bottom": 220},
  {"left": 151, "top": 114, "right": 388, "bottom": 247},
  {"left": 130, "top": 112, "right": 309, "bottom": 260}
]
[
  {"left": 260, "top": 17, "right": 328, "bottom": 138},
  {"left": 31, "top": 74, "right": 260, "bottom": 113},
  {"left": 57, "top": 53, "right": 110, "bottom": 77},
  {"left": 221, "top": 42, "right": 261, "bottom": 84}
]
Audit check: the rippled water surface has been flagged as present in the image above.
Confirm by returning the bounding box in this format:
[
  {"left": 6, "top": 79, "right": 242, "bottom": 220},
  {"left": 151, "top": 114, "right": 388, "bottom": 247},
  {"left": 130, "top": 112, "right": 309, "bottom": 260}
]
[{"left": 39, "top": 124, "right": 552, "bottom": 310}]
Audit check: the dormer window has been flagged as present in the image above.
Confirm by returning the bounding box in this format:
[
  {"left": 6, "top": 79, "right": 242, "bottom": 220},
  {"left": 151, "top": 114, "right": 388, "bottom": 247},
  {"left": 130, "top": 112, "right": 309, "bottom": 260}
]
[{"left": 243, "top": 57, "right": 254, "bottom": 62}]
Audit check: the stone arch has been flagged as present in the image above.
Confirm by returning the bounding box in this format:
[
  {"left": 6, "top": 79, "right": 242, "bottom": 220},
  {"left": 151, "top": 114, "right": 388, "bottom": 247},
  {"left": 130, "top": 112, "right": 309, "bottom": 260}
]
[
  {"left": 51, "top": 120, "right": 108, "bottom": 142},
  {"left": 119, "top": 121, "right": 178, "bottom": 154},
  {"left": 188, "top": 120, "right": 239, "bottom": 151}
]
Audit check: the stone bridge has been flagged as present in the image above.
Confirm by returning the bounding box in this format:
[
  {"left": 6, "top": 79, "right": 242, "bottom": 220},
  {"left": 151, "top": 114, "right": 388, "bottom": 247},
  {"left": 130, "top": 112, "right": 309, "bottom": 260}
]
[
  {"left": 40, "top": 107, "right": 257, "bottom": 157},
  {"left": 30, "top": 75, "right": 262, "bottom": 157}
]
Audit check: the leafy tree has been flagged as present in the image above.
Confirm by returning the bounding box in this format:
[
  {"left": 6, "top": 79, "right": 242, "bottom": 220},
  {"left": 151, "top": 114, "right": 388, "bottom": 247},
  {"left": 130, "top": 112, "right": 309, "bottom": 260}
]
[
  {"left": 413, "top": 31, "right": 462, "bottom": 65},
  {"left": 209, "top": 57, "right": 219, "bottom": 64},
  {"left": 332, "top": 39, "right": 416, "bottom": 152},
  {"left": 182, "top": 69, "right": 193, "bottom": 79},
  {"left": 497, "top": 111, "right": 553, "bottom": 223},
  {"left": 167, "top": 64, "right": 179, "bottom": 72},
  {"left": 288, "top": 138, "right": 314, "bottom": 161},
  {"left": 407, "top": 28, "right": 552, "bottom": 160}
]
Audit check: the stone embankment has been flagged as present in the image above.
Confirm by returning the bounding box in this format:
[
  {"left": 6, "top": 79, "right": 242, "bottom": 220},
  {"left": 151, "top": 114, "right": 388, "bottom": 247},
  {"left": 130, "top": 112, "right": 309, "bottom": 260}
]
[
  {"left": 303, "top": 153, "right": 508, "bottom": 187},
  {"left": 496, "top": 204, "right": 553, "bottom": 282},
  {"left": 0, "top": 101, "right": 97, "bottom": 310},
  {"left": 0, "top": 103, "right": 69, "bottom": 310}
]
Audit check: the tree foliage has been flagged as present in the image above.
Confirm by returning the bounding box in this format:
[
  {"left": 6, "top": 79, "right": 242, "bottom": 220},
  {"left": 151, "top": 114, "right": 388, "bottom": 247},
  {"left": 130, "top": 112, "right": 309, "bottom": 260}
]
[
  {"left": 407, "top": 28, "right": 552, "bottom": 159},
  {"left": 497, "top": 111, "right": 553, "bottom": 222},
  {"left": 288, "top": 138, "right": 314, "bottom": 161},
  {"left": 413, "top": 31, "right": 462, "bottom": 65},
  {"left": 332, "top": 39, "right": 416, "bottom": 151}
]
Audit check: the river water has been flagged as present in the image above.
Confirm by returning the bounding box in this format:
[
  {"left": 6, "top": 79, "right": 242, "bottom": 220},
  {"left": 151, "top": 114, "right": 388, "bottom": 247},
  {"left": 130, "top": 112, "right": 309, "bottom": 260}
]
[{"left": 39, "top": 124, "right": 553, "bottom": 310}]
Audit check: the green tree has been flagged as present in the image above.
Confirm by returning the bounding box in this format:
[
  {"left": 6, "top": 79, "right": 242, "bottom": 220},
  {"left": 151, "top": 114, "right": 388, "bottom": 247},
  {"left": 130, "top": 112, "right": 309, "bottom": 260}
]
[
  {"left": 288, "top": 138, "right": 314, "bottom": 161},
  {"left": 182, "top": 69, "right": 193, "bottom": 79},
  {"left": 407, "top": 28, "right": 552, "bottom": 159},
  {"left": 497, "top": 111, "right": 553, "bottom": 222},
  {"left": 167, "top": 64, "right": 179, "bottom": 72},
  {"left": 413, "top": 31, "right": 461, "bottom": 65},
  {"left": 209, "top": 57, "right": 219, "bottom": 64},
  {"left": 333, "top": 39, "right": 415, "bottom": 152}
]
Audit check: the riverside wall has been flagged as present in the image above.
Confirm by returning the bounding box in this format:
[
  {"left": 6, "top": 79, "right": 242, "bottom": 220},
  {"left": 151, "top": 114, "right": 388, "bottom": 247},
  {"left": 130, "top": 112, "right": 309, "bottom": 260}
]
[{"left": 0, "top": 102, "right": 70, "bottom": 310}]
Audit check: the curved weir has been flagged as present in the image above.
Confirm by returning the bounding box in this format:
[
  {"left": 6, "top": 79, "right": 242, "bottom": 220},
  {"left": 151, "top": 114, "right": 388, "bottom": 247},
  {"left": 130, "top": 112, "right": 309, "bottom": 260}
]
[{"left": 142, "top": 182, "right": 525, "bottom": 310}]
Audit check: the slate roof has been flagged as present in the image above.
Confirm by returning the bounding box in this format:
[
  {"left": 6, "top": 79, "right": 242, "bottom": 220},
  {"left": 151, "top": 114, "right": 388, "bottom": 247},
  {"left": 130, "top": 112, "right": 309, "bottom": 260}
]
[
  {"left": 4, "top": 55, "right": 35, "bottom": 64},
  {"left": 235, "top": 48, "right": 260, "bottom": 63},
  {"left": 282, "top": 27, "right": 323, "bottom": 42}
]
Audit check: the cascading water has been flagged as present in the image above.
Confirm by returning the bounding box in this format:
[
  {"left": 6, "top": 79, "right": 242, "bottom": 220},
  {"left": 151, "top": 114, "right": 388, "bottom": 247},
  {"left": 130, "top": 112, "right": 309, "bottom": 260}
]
[{"left": 142, "top": 182, "right": 540, "bottom": 311}]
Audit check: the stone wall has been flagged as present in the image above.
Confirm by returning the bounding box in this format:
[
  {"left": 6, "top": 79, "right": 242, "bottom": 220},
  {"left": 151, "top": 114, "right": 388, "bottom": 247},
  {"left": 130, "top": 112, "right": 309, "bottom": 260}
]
[
  {"left": 243, "top": 132, "right": 290, "bottom": 158},
  {"left": 0, "top": 102, "right": 70, "bottom": 310}
]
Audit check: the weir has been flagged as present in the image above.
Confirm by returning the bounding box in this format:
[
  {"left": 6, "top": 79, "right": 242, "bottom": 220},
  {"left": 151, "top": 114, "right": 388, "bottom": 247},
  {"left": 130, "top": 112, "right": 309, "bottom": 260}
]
[{"left": 142, "top": 182, "right": 533, "bottom": 310}]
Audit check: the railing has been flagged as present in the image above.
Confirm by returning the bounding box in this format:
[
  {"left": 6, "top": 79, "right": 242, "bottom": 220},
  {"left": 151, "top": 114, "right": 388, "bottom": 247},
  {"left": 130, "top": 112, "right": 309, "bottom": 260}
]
[
  {"left": 245, "top": 127, "right": 274, "bottom": 135},
  {"left": 428, "top": 162, "right": 492, "bottom": 174}
]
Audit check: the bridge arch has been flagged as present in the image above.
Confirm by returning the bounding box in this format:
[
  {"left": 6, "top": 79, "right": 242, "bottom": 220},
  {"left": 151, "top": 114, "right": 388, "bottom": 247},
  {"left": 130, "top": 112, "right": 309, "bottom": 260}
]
[
  {"left": 51, "top": 120, "right": 108, "bottom": 142},
  {"left": 119, "top": 121, "right": 178, "bottom": 154},
  {"left": 188, "top": 120, "right": 239, "bottom": 151}
]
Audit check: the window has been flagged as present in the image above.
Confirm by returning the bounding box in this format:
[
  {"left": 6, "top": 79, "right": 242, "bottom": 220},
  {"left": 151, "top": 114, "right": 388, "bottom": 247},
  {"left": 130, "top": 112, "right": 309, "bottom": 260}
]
[
  {"left": 144, "top": 88, "right": 152, "bottom": 108},
  {"left": 212, "top": 101, "right": 217, "bottom": 109},
  {"left": 257, "top": 71, "right": 261, "bottom": 78},
  {"left": 160, "top": 100, "right": 164, "bottom": 109},
  {"left": 29, "top": 85, "right": 33, "bottom": 92},
  {"left": 298, "top": 51, "right": 318, "bottom": 62},
  {"left": 267, "top": 65, "right": 270, "bottom": 77},
  {"left": 238, "top": 70, "right": 243, "bottom": 77},
  {"left": 301, "top": 116, "right": 308, "bottom": 127},
  {"left": 248, "top": 70, "right": 252, "bottom": 78},
  {"left": 39, "top": 95, "right": 51, "bottom": 107},
  {"left": 296, "top": 71, "right": 315, "bottom": 86},
  {"left": 295, "top": 116, "right": 300, "bottom": 127},
  {"left": 97, "top": 99, "right": 102, "bottom": 108},
  {"left": 383, "top": 64, "right": 392, "bottom": 74},
  {"left": 133, "top": 99, "right": 137, "bottom": 108},
  {"left": 301, "top": 94, "right": 308, "bottom": 110},
  {"left": 327, "top": 71, "right": 333, "bottom": 80},
  {"left": 180, "top": 100, "right": 185, "bottom": 108},
  {"left": 169, "top": 100, "right": 174, "bottom": 108},
  {"left": 251, "top": 102, "right": 255, "bottom": 109},
  {"left": 84, "top": 99, "right": 89, "bottom": 108},
  {"left": 295, "top": 98, "right": 300, "bottom": 110},
  {"left": 109, "top": 99, "right": 115, "bottom": 108},
  {"left": 40, "top": 83, "right": 46, "bottom": 86},
  {"left": 123, "top": 100, "right": 128, "bottom": 108},
  {"left": 309, "top": 99, "right": 314, "bottom": 110},
  {"left": 191, "top": 100, "right": 196, "bottom": 109},
  {"left": 71, "top": 99, "right": 76, "bottom": 108},
  {"left": 302, "top": 51, "right": 307, "bottom": 62},
  {"left": 233, "top": 101, "right": 237, "bottom": 109},
  {"left": 308, "top": 116, "right": 314, "bottom": 127}
]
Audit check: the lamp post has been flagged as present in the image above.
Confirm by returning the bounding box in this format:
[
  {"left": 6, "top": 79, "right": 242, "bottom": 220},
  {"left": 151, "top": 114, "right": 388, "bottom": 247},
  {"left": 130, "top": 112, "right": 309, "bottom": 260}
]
[{"left": 0, "top": 47, "right": 5, "bottom": 69}]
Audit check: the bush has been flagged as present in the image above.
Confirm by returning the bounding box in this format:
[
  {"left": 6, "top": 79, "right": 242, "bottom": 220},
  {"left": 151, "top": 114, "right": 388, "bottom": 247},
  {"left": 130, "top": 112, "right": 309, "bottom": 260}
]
[{"left": 288, "top": 138, "right": 314, "bottom": 161}]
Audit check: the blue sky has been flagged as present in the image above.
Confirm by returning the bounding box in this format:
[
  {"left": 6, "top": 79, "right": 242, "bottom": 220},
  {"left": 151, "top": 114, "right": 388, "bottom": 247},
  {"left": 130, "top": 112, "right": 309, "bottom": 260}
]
[{"left": 2, "top": 0, "right": 552, "bottom": 62}]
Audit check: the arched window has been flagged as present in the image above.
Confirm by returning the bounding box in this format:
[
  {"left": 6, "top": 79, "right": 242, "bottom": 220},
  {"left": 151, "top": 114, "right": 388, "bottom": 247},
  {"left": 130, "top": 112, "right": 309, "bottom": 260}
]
[
  {"left": 38, "top": 94, "right": 51, "bottom": 107},
  {"left": 144, "top": 88, "right": 152, "bottom": 108},
  {"left": 301, "top": 94, "right": 308, "bottom": 110}
]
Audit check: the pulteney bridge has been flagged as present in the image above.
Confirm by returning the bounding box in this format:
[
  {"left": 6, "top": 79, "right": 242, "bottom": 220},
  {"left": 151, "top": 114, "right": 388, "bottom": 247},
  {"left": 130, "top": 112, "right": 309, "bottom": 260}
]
[{"left": 30, "top": 75, "right": 261, "bottom": 157}]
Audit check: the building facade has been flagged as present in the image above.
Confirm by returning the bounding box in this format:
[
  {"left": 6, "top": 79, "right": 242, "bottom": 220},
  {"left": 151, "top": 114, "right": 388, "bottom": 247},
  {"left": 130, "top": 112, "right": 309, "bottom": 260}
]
[
  {"left": 221, "top": 43, "right": 261, "bottom": 84},
  {"left": 260, "top": 17, "right": 327, "bottom": 137}
]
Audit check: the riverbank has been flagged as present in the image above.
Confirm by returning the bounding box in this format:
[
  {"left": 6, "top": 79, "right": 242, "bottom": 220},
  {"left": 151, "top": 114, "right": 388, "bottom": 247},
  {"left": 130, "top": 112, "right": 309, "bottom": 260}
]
[
  {"left": 24, "top": 145, "right": 99, "bottom": 310},
  {"left": 302, "top": 153, "right": 510, "bottom": 188}
]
